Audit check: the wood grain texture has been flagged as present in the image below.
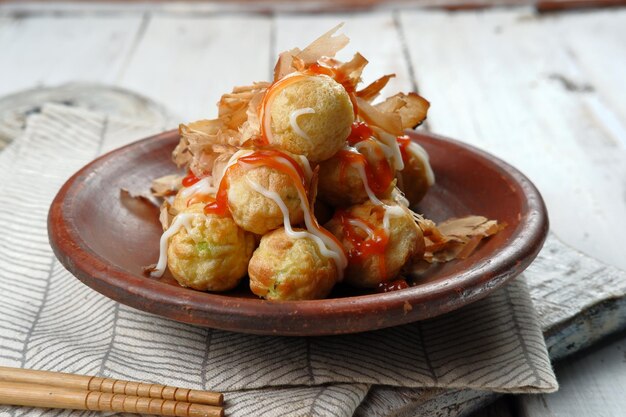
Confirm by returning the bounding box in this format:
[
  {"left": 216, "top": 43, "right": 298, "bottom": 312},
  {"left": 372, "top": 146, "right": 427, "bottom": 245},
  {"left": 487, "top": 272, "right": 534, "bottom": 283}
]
[
  {"left": 399, "top": 8, "right": 626, "bottom": 272},
  {"left": 526, "top": 241, "right": 626, "bottom": 357},
  {"left": 117, "top": 14, "right": 272, "bottom": 122},
  {"left": 0, "top": 15, "right": 142, "bottom": 97},
  {"left": 522, "top": 237, "right": 626, "bottom": 417},
  {"left": 517, "top": 334, "right": 626, "bottom": 417}
]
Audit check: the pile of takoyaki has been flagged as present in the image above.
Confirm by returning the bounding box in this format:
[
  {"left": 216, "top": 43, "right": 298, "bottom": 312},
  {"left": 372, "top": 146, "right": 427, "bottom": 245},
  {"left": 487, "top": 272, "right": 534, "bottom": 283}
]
[{"left": 147, "top": 25, "right": 500, "bottom": 300}]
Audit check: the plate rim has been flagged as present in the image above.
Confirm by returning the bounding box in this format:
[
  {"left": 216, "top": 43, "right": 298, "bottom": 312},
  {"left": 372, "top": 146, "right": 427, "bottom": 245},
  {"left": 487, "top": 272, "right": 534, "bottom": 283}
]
[{"left": 48, "top": 129, "right": 549, "bottom": 336}]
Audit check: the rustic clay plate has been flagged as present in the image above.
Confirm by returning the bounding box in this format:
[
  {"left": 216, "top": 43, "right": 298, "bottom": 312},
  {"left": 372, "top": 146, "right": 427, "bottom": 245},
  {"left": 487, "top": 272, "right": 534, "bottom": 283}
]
[{"left": 48, "top": 130, "right": 548, "bottom": 336}]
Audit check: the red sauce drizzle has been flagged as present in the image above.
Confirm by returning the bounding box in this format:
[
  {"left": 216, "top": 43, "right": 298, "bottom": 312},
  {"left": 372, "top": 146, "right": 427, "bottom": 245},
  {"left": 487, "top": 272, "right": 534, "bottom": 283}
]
[
  {"left": 338, "top": 122, "right": 394, "bottom": 195},
  {"left": 203, "top": 149, "right": 305, "bottom": 217},
  {"left": 182, "top": 170, "right": 201, "bottom": 187},
  {"left": 337, "top": 150, "right": 366, "bottom": 187},
  {"left": 204, "top": 174, "right": 230, "bottom": 216},
  {"left": 377, "top": 279, "right": 409, "bottom": 293},
  {"left": 307, "top": 63, "right": 337, "bottom": 79},
  {"left": 336, "top": 208, "right": 389, "bottom": 278},
  {"left": 347, "top": 121, "right": 373, "bottom": 146},
  {"left": 238, "top": 149, "right": 307, "bottom": 188},
  {"left": 397, "top": 135, "right": 412, "bottom": 163}
]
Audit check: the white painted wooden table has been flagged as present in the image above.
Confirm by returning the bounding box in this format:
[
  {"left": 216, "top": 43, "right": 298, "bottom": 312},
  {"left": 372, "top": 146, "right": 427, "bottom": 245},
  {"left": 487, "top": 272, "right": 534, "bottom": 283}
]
[{"left": 0, "top": 3, "right": 624, "bottom": 416}]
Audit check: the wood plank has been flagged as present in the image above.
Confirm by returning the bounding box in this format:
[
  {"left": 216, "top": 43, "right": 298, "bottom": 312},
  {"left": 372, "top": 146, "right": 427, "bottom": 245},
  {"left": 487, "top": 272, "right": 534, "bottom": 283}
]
[
  {"left": 117, "top": 14, "right": 271, "bottom": 122},
  {"left": 399, "top": 8, "right": 626, "bottom": 271},
  {"left": 0, "top": 15, "right": 143, "bottom": 97},
  {"left": 517, "top": 333, "right": 626, "bottom": 417},
  {"left": 549, "top": 11, "right": 626, "bottom": 141}
]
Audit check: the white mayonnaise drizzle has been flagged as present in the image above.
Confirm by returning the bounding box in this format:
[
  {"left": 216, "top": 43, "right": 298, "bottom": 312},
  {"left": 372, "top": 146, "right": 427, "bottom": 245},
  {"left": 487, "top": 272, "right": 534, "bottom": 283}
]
[
  {"left": 289, "top": 108, "right": 315, "bottom": 141},
  {"left": 150, "top": 213, "right": 199, "bottom": 278},
  {"left": 245, "top": 177, "right": 338, "bottom": 262},
  {"left": 342, "top": 146, "right": 405, "bottom": 235},
  {"left": 371, "top": 126, "right": 404, "bottom": 171},
  {"left": 353, "top": 161, "right": 384, "bottom": 206},
  {"left": 347, "top": 218, "right": 375, "bottom": 238},
  {"left": 179, "top": 177, "right": 216, "bottom": 199},
  {"left": 391, "top": 187, "right": 410, "bottom": 208},
  {"left": 382, "top": 204, "right": 405, "bottom": 232},
  {"left": 375, "top": 141, "right": 395, "bottom": 160},
  {"left": 244, "top": 168, "right": 348, "bottom": 280},
  {"left": 406, "top": 141, "right": 435, "bottom": 186},
  {"left": 353, "top": 139, "right": 394, "bottom": 163}
]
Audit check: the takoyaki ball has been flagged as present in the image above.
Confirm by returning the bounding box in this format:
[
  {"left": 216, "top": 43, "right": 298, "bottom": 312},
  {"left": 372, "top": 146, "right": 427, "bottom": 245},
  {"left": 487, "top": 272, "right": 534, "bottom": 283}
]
[
  {"left": 317, "top": 154, "right": 369, "bottom": 207},
  {"left": 226, "top": 154, "right": 306, "bottom": 235},
  {"left": 325, "top": 201, "right": 424, "bottom": 288},
  {"left": 167, "top": 204, "right": 255, "bottom": 292},
  {"left": 268, "top": 74, "right": 354, "bottom": 162},
  {"left": 248, "top": 228, "right": 339, "bottom": 300},
  {"left": 397, "top": 141, "right": 434, "bottom": 206},
  {"left": 317, "top": 141, "right": 394, "bottom": 207}
]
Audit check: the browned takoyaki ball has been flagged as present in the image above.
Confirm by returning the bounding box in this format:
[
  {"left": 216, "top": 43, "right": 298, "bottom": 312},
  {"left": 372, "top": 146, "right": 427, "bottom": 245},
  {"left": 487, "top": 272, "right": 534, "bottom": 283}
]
[
  {"left": 325, "top": 200, "right": 424, "bottom": 288},
  {"left": 225, "top": 152, "right": 308, "bottom": 235},
  {"left": 167, "top": 204, "right": 255, "bottom": 291},
  {"left": 317, "top": 142, "right": 395, "bottom": 207},
  {"left": 317, "top": 152, "right": 369, "bottom": 207},
  {"left": 248, "top": 228, "right": 339, "bottom": 300},
  {"left": 397, "top": 141, "right": 434, "bottom": 206},
  {"left": 267, "top": 74, "right": 354, "bottom": 162}
]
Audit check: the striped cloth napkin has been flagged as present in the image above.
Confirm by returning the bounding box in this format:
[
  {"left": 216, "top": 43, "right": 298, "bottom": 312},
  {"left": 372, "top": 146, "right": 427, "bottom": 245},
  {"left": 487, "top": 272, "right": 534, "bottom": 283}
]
[{"left": 0, "top": 103, "right": 557, "bottom": 417}]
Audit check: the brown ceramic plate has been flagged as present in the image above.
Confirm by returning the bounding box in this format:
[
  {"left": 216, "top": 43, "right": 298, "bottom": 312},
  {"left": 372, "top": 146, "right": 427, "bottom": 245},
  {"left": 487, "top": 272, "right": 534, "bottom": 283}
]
[{"left": 48, "top": 130, "right": 548, "bottom": 336}]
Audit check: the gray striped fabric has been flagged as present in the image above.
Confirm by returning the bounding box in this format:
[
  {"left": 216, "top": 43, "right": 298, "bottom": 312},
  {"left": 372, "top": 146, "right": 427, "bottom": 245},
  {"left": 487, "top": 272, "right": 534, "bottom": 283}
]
[{"left": 0, "top": 104, "right": 557, "bottom": 417}]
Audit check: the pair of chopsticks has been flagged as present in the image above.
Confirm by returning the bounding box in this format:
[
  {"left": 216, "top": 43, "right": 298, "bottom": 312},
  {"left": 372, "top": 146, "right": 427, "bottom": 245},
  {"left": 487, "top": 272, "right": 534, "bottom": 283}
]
[{"left": 0, "top": 366, "right": 223, "bottom": 417}]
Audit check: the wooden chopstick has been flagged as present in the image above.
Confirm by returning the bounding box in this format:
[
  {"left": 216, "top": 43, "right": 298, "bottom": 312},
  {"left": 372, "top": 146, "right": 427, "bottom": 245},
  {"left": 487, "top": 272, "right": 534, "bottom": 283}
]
[
  {"left": 0, "top": 366, "right": 222, "bottom": 406},
  {"left": 0, "top": 381, "right": 223, "bottom": 417}
]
